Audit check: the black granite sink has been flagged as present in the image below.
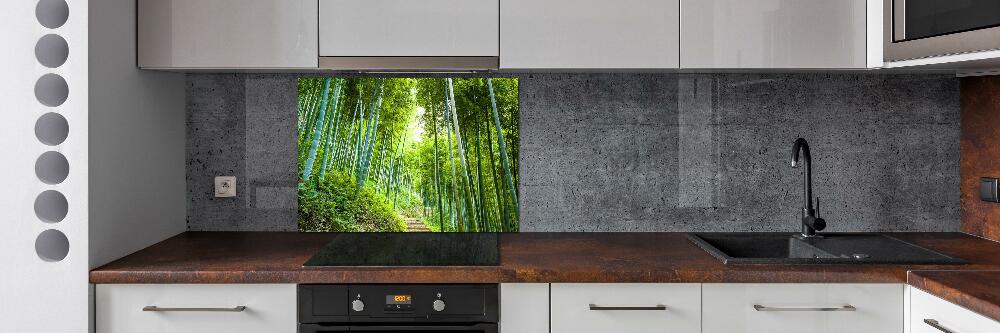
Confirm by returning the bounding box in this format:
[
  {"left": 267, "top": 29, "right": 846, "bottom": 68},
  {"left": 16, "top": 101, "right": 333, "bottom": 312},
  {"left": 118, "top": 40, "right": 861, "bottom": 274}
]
[{"left": 687, "top": 233, "right": 966, "bottom": 265}]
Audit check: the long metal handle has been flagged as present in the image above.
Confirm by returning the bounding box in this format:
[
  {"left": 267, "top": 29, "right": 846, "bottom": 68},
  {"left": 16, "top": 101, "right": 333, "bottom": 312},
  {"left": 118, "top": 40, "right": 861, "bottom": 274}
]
[
  {"left": 753, "top": 304, "right": 856, "bottom": 312},
  {"left": 589, "top": 304, "right": 667, "bottom": 311},
  {"left": 923, "top": 319, "right": 955, "bottom": 333},
  {"left": 142, "top": 306, "right": 247, "bottom": 312}
]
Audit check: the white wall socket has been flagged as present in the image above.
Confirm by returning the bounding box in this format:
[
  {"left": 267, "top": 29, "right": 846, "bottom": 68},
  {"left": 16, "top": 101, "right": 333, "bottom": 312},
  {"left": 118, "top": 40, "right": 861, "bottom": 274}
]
[{"left": 214, "top": 176, "right": 236, "bottom": 198}]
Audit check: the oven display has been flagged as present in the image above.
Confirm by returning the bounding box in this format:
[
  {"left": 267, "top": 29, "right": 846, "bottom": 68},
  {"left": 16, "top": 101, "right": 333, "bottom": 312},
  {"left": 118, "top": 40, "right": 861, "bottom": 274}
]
[
  {"left": 385, "top": 295, "right": 414, "bottom": 311},
  {"left": 386, "top": 295, "right": 412, "bottom": 304}
]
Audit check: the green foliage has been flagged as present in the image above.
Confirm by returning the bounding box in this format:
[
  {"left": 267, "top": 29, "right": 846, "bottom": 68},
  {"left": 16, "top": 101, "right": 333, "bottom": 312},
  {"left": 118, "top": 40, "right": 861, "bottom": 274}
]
[
  {"left": 421, "top": 211, "right": 445, "bottom": 232},
  {"left": 298, "top": 170, "right": 406, "bottom": 232}
]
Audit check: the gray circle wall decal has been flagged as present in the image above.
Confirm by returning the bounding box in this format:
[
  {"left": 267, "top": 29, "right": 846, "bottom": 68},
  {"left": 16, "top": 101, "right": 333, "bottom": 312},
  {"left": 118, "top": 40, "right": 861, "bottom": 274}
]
[
  {"left": 36, "top": 0, "right": 69, "bottom": 29},
  {"left": 35, "top": 151, "right": 69, "bottom": 185},
  {"left": 34, "top": 73, "right": 69, "bottom": 107},
  {"left": 35, "top": 34, "right": 69, "bottom": 68},
  {"left": 35, "top": 229, "right": 69, "bottom": 262},
  {"left": 35, "top": 112, "right": 69, "bottom": 146}
]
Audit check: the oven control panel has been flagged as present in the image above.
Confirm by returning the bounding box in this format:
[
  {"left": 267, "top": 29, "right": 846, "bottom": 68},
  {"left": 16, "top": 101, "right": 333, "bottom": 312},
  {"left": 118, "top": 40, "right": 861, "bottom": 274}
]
[{"left": 299, "top": 284, "right": 498, "bottom": 323}]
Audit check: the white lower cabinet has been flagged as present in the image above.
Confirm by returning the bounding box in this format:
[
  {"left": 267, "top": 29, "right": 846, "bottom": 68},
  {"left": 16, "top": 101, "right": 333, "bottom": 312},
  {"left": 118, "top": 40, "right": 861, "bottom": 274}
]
[
  {"left": 551, "top": 283, "right": 701, "bottom": 333},
  {"left": 96, "top": 284, "right": 297, "bottom": 333},
  {"left": 500, "top": 283, "right": 549, "bottom": 333},
  {"left": 94, "top": 282, "right": 999, "bottom": 333},
  {"left": 910, "top": 287, "right": 1000, "bottom": 333},
  {"left": 702, "top": 283, "right": 904, "bottom": 333}
]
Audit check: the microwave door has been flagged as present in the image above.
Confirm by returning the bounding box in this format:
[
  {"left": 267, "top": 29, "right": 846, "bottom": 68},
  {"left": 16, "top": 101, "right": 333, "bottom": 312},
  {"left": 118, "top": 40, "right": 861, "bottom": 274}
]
[
  {"left": 896, "top": 0, "right": 1000, "bottom": 42},
  {"left": 885, "top": 0, "right": 1000, "bottom": 61}
]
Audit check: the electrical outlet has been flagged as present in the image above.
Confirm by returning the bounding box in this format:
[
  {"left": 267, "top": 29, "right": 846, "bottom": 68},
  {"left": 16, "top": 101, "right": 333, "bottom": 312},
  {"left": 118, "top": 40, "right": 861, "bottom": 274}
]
[{"left": 215, "top": 176, "right": 236, "bottom": 198}]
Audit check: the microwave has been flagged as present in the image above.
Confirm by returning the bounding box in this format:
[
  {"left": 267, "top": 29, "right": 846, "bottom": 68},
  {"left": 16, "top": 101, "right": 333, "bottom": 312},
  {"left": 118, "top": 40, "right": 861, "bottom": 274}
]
[{"left": 884, "top": 0, "right": 1000, "bottom": 62}]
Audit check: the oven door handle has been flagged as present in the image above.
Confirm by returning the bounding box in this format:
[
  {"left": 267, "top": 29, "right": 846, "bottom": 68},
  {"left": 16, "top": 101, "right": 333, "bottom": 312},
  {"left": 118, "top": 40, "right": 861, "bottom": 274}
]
[{"left": 347, "top": 323, "right": 497, "bottom": 332}]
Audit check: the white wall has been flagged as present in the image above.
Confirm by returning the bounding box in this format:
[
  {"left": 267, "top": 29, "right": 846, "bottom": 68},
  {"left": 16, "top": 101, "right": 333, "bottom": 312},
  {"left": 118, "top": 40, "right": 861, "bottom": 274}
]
[
  {"left": 88, "top": 0, "right": 186, "bottom": 269},
  {"left": 0, "top": 0, "right": 90, "bottom": 331},
  {"left": 1, "top": 0, "right": 184, "bottom": 330}
]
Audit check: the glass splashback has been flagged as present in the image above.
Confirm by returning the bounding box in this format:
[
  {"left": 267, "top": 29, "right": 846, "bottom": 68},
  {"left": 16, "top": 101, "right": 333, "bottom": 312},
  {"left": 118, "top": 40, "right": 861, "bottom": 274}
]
[{"left": 296, "top": 77, "right": 519, "bottom": 232}]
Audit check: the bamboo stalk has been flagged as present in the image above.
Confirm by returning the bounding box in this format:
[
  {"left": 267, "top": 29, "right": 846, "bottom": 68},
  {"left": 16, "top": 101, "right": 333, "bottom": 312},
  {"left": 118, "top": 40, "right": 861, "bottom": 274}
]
[
  {"left": 320, "top": 79, "right": 343, "bottom": 180},
  {"left": 446, "top": 79, "right": 478, "bottom": 231},
  {"left": 301, "top": 78, "right": 333, "bottom": 181},
  {"left": 359, "top": 79, "right": 385, "bottom": 188},
  {"left": 432, "top": 101, "right": 444, "bottom": 231},
  {"left": 354, "top": 83, "right": 372, "bottom": 185},
  {"left": 474, "top": 119, "right": 488, "bottom": 231},
  {"left": 442, "top": 81, "right": 463, "bottom": 231},
  {"left": 487, "top": 79, "right": 518, "bottom": 231},
  {"left": 486, "top": 114, "right": 507, "bottom": 230}
]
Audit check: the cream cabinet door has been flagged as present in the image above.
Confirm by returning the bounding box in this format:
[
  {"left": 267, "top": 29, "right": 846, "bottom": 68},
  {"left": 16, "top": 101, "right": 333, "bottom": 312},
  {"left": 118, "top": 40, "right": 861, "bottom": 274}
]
[
  {"left": 702, "top": 283, "right": 903, "bottom": 333},
  {"left": 501, "top": 0, "right": 680, "bottom": 69},
  {"left": 550, "top": 283, "right": 700, "bottom": 333},
  {"left": 680, "top": 0, "right": 869, "bottom": 68},
  {"left": 96, "top": 284, "right": 297, "bottom": 333},
  {"left": 910, "top": 287, "right": 1000, "bottom": 333},
  {"left": 319, "top": 0, "right": 499, "bottom": 57}
]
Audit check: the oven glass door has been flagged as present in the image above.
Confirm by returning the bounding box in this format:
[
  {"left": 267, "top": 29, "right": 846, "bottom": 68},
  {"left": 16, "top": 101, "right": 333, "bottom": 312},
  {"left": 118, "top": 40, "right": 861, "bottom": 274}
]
[{"left": 899, "top": 0, "right": 1000, "bottom": 41}]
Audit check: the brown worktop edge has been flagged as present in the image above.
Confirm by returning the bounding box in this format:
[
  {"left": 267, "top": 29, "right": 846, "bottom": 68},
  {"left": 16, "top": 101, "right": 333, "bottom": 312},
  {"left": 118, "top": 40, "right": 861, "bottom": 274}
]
[{"left": 908, "top": 270, "right": 1000, "bottom": 323}]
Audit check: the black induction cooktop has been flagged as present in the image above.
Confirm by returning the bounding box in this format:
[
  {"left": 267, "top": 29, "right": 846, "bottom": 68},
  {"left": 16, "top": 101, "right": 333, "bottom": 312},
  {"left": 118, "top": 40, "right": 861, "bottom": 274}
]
[{"left": 303, "top": 233, "right": 500, "bottom": 266}]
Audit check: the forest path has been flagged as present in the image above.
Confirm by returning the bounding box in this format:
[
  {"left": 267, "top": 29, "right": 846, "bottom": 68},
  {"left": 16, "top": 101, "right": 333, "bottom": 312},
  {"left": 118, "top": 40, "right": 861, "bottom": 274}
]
[{"left": 405, "top": 218, "right": 429, "bottom": 232}]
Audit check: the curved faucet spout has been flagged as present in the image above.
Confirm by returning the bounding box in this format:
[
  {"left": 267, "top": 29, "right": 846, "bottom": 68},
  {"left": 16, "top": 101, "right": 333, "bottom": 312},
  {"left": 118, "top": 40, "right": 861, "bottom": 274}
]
[
  {"left": 791, "top": 138, "right": 824, "bottom": 237},
  {"left": 791, "top": 138, "right": 810, "bottom": 168},
  {"left": 791, "top": 138, "right": 813, "bottom": 211}
]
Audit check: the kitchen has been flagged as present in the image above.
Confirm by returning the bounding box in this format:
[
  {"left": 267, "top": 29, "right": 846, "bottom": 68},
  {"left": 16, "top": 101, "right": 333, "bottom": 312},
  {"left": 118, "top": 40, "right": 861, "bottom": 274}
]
[{"left": 2, "top": 0, "right": 1000, "bottom": 332}]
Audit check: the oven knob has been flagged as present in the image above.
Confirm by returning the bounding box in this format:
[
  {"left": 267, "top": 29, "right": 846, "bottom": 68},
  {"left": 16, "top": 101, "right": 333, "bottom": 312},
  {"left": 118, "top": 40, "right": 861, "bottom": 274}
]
[
  {"left": 351, "top": 299, "right": 365, "bottom": 312},
  {"left": 432, "top": 299, "right": 446, "bottom": 312}
]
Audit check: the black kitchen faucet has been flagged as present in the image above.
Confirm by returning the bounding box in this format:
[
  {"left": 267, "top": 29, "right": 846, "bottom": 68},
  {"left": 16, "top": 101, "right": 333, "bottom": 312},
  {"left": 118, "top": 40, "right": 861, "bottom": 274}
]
[{"left": 791, "top": 138, "right": 826, "bottom": 238}]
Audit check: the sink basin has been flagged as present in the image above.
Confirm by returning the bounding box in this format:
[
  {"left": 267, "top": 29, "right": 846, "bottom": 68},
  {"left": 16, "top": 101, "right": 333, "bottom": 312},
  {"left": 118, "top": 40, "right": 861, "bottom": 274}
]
[{"left": 687, "top": 233, "right": 966, "bottom": 265}]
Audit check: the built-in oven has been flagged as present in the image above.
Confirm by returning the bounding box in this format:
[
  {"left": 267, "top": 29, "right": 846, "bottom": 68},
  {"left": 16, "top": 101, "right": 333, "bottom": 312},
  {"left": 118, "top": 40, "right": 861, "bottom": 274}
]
[
  {"left": 884, "top": 0, "right": 1000, "bottom": 61},
  {"left": 298, "top": 284, "right": 498, "bottom": 333}
]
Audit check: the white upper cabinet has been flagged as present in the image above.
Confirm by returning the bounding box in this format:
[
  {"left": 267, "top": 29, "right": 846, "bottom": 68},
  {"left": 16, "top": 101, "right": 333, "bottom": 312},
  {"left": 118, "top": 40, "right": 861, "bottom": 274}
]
[
  {"left": 680, "top": 0, "right": 872, "bottom": 69},
  {"left": 132, "top": 0, "right": 884, "bottom": 70},
  {"left": 138, "top": 0, "right": 318, "bottom": 69},
  {"left": 319, "top": 0, "right": 499, "bottom": 57},
  {"left": 500, "top": 0, "right": 680, "bottom": 69}
]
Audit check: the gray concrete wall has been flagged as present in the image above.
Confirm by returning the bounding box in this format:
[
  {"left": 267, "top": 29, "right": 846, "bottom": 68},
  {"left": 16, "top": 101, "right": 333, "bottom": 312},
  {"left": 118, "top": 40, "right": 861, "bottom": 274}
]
[
  {"left": 186, "top": 73, "right": 960, "bottom": 232},
  {"left": 186, "top": 74, "right": 299, "bottom": 231}
]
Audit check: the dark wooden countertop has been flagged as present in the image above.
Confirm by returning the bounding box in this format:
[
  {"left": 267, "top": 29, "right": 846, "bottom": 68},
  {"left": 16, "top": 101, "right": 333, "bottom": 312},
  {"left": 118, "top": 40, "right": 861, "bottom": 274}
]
[
  {"left": 91, "top": 232, "right": 1000, "bottom": 284},
  {"left": 908, "top": 270, "right": 1000, "bottom": 322},
  {"left": 89, "top": 232, "right": 1000, "bottom": 320}
]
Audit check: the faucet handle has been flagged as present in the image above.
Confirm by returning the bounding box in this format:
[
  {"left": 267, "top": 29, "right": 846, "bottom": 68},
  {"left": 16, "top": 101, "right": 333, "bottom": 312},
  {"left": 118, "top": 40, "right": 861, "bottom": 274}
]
[{"left": 815, "top": 196, "right": 820, "bottom": 218}]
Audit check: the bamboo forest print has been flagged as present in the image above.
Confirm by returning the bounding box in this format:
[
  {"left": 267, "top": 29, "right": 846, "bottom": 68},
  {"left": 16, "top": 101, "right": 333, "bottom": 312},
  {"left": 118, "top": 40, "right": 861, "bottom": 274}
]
[{"left": 297, "top": 78, "right": 520, "bottom": 232}]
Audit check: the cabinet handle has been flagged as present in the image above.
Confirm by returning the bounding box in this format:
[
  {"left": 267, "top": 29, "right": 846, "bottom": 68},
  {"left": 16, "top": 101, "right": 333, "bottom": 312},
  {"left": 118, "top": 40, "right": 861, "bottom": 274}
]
[
  {"left": 923, "top": 319, "right": 955, "bottom": 333},
  {"left": 589, "top": 304, "right": 667, "bottom": 311},
  {"left": 142, "top": 306, "right": 247, "bottom": 312},
  {"left": 753, "top": 304, "right": 856, "bottom": 312}
]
